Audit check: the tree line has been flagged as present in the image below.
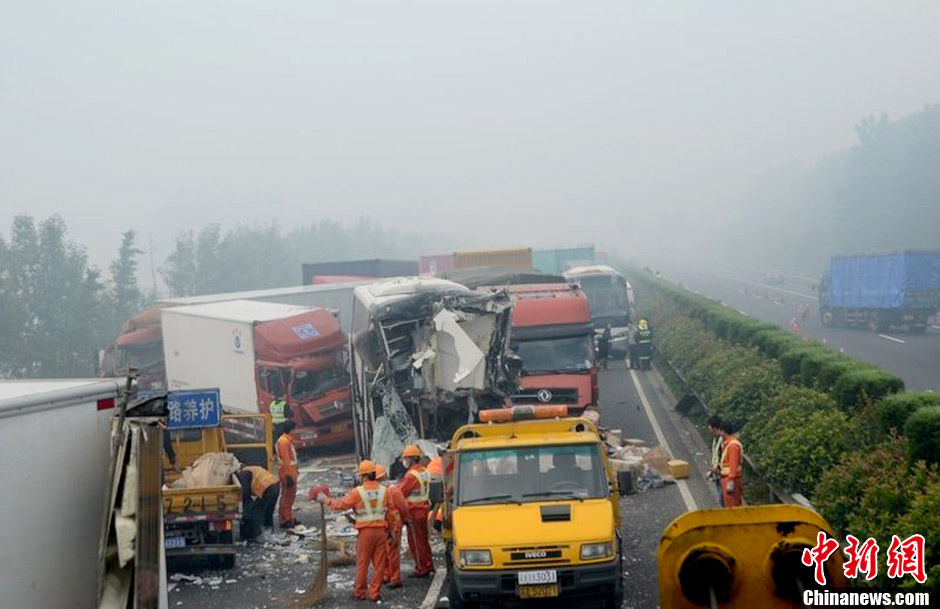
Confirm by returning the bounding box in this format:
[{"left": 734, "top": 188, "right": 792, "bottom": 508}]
[
  {"left": 0, "top": 217, "right": 428, "bottom": 378},
  {"left": 722, "top": 104, "right": 940, "bottom": 273}
]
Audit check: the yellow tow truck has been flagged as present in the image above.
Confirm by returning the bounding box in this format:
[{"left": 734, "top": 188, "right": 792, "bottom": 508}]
[
  {"left": 162, "top": 413, "right": 272, "bottom": 569},
  {"left": 441, "top": 405, "right": 622, "bottom": 608}
]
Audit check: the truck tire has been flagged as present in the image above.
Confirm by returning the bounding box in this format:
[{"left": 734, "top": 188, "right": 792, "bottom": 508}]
[
  {"left": 210, "top": 553, "right": 236, "bottom": 570},
  {"left": 447, "top": 573, "right": 474, "bottom": 609},
  {"left": 820, "top": 309, "right": 834, "bottom": 327},
  {"left": 869, "top": 312, "right": 886, "bottom": 333}
]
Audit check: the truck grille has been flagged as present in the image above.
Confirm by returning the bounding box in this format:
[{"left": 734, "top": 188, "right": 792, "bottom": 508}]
[
  {"left": 502, "top": 544, "right": 571, "bottom": 566},
  {"left": 512, "top": 388, "right": 579, "bottom": 405}
]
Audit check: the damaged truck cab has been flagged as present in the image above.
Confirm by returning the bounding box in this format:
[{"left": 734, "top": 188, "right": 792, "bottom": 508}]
[
  {"left": 349, "top": 277, "right": 519, "bottom": 463},
  {"left": 442, "top": 407, "right": 623, "bottom": 609}
]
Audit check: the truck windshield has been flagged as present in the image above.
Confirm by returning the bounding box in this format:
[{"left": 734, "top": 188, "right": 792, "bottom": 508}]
[
  {"left": 291, "top": 361, "right": 349, "bottom": 402},
  {"left": 578, "top": 275, "right": 628, "bottom": 320},
  {"left": 512, "top": 334, "right": 594, "bottom": 374},
  {"left": 457, "top": 443, "right": 607, "bottom": 506}
]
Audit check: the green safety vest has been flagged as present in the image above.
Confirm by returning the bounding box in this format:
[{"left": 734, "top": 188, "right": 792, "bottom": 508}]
[{"left": 269, "top": 400, "right": 288, "bottom": 424}]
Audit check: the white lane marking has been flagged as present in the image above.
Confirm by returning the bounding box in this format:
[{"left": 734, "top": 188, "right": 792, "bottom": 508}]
[
  {"left": 628, "top": 367, "right": 697, "bottom": 512},
  {"left": 707, "top": 269, "right": 818, "bottom": 301},
  {"left": 932, "top": 325, "right": 940, "bottom": 330},
  {"left": 421, "top": 568, "right": 447, "bottom": 609},
  {"left": 878, "top": 334, "right": 906, "bottom": 344}
]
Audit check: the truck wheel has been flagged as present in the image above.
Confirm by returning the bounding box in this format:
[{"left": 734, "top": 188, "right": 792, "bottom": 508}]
[
  {"left": 210, "top": 554, "right": 236, "bottom": 570},
  {"left": 447, "top": 573, "right": 472, "bottom": 609},
  {"left": 821, "top": 309, "right": 834, "bottom": 327},
  {"left": 868, "top": 313, "right": 882, "bottom": 333}
]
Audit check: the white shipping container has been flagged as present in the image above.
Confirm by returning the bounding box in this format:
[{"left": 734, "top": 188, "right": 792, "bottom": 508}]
[
  {"left": 161, "top": 300, "right": 314, "bottom": 413},
  {"left": 0, "top": 378, "right": 123, "bottom": 609}
]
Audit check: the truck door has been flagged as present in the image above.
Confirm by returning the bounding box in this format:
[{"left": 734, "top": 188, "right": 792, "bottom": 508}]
[
  {"left": 221, "top": 413, "right": 274, "bottom": 472},
  {"left": 256, "top": 365, "right": 288, "bottom": 412}
]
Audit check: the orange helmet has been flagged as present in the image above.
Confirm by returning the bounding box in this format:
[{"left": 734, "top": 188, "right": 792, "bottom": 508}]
[
  {"left": 375, "top": 464, "right": 387, "bottom": 481},
  {"left": 357, "top": 460, "right": 377, "bottom": 476},
  {"left": 402, "top": 444, "right": 422, "bottom": 458}
]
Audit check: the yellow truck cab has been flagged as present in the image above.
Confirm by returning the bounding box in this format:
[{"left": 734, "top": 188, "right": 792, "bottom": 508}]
[{"left": 443, "top": 406, "right": 623, "bottom": 608}]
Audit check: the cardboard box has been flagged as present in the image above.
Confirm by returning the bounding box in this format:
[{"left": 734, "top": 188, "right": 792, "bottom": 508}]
[{"left": 667, "top": 459, "right": 690, "bottom": 479}]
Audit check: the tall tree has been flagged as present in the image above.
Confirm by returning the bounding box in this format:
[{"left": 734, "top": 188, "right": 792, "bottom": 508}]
[
  {"left": 110, "top": 230, "right": 143, "bottom": 325},
  {"left": 162, "top": 230, "right": 197, "bottom": 297}
]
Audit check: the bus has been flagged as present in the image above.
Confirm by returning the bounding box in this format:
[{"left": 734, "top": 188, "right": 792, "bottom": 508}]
[{"left": 563, "top": 265, "right": 634, "bottom": 355}]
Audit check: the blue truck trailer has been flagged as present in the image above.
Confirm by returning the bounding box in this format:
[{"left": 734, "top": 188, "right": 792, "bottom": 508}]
[
  {"left": 532, "top": 245, "right": 596, "bottom": 275},
  {"left": 818, "top": 251, "right": 940, "bottom": 333}
]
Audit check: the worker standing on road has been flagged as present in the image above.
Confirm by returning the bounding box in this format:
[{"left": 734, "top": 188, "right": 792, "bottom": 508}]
[
  {"left": 237, "top": 464, "right": 281, "bottom": 540},
  {"left": 268, "top": 395, "right": 292, "bottom": 447},
  {"left": 376, "top": 464, "right": 412, "bottom": 589},
  {"left": 706, "top": 415, "right": 724, "bottom": 507},
  {"left": 276, "top": 420, "right": 299, "bottom": 528},
  {"left": 598, "top": 324, "right": 612, "bottom": 370},
  {"left": 320, "top": 460, "right": 389, "bottom": 602},
  {"left": 397, "top": 445, "right": 435, "bottom": 577},
  {"left": 719, "top": 420, "right": 743, "bottom": 507},
  {"left": 634, "top": 319, "right": 653, "bottom": 369}
]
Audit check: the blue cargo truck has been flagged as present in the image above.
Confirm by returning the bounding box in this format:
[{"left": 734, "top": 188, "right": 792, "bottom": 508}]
[{"left": 818, "top": 251, "right": 940, "bottom": 333}]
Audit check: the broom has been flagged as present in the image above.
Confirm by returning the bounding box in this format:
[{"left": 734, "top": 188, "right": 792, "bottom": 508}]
[{"left": 294, "top": 501, "right": 329, "bottom": 606}]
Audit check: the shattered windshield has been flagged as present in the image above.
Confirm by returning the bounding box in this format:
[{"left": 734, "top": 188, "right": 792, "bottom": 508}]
[
  {"left": 290, "top": 358, "right": 349, "bottom": 402},
  {"left": 512, "top": 334, "right": 594, "bottom": 374},
  {"left": 579, "top": 275, "right": 628, "bottom": 318},
  {"left": 457, "top": 444, "right": 607, "bottom": 505}
]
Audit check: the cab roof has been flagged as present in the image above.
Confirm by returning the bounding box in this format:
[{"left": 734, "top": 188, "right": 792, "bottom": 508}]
[
  {"left": 455, "top": 431, "right": 600, "bottom": 451},
  {"left": 451, "top": 416, "right": 601, "bottom": 450}
]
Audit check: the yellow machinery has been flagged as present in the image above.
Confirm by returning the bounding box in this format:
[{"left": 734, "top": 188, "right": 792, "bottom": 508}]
[{"left": 658, "top": 505, "right": 847, "bottom": 608}]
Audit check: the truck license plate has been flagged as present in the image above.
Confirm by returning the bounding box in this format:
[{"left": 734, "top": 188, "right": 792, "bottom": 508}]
[
  {"left": 519, "top": 583, "right": 560, "bottom": 598},
  {"left": 518, "top": 570, "right": 557, "bottom": 585},
  {"left": 165, "top": 536, "right": 186, "bottom": 549}
]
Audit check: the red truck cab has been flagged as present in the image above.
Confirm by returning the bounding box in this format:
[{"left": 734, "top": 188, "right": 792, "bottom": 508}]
[
  {"left": 252, "top": 309, "right": 354, "bottom": 449},
  {"left": 491, "top": 284, "right": 598, "bottom": 414}
]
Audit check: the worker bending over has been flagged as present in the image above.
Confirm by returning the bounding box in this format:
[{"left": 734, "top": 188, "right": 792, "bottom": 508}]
[
  {"left": 276, "top": 420, "right": 299, "bottom": 528},
  {"left": 375, "top": 464, "right": 412, "bottom": 588},
  {"left": 396, "top": 445, "right": 434, "bottom": 577},
  {"left": 719, "top": 420, "right": 743, "bottom": 507},
  {"left": 237, "top": 465, "right": 280, "bottom": 540},
  {"left": 320, "top": 460, "right": 389, "bottom": 602}
]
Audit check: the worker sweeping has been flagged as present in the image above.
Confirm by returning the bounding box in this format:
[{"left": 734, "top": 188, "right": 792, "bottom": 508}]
[
  {"left": 375, "top": 464, "right": 411, "bottom": 588},
  {"left": 318, "top": 460, "right": 389, "bottom": 602},
  {"left": 396, "top": 445, "right": 434, "bottom": 577},
  {"left": 276, "top": 420, "right": 300, "bottom": 528}
]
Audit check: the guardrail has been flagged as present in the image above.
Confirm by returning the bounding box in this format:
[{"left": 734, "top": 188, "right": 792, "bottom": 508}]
[{"left": 652, "top": 346, "right": 815, "bottom": 509}]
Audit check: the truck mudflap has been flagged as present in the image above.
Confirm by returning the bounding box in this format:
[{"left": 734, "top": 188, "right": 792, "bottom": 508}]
[{"left": 452, "top": 558, "right": 620, "bottom": 603}]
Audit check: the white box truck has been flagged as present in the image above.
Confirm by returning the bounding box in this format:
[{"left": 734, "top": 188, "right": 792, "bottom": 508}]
[
  {"left": 162, "top": 300, "right": 354, "bottom": 448},
  {"left": 0, "top": 378, "right": 125, "bottom": 609}
]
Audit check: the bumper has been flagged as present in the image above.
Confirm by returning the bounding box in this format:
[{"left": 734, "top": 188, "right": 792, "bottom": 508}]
[{"left": 452, "top": 559, "right": 620, "bottom": 602}]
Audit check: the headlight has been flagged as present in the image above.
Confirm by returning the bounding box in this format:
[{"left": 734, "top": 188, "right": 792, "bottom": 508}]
[
  {"left": 459, "top": 550, "right": 492, "bottom": 566},
  {"left": 580, "top": 542, "right": 612, "bottom": 560}
]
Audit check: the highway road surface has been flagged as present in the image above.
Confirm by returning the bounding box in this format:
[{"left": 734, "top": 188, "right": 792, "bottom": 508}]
[{"left": 660, "top": 265, "right": 940, "bottom": 392}]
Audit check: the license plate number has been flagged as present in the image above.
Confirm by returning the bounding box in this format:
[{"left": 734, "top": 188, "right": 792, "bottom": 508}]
[
  {"left": 518, "top": 570, "right": 557, "bottom": 585},
  {"left": 165, "top": 536, "right": 186, "bottom": 549},
  {"left": 519, "top": 583, "right": 560, "bottom": 598}
]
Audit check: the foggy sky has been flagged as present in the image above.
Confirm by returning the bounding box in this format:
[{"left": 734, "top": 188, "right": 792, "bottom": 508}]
[{"left": 3, "top": 1, "right": 940, "bottom": 272}]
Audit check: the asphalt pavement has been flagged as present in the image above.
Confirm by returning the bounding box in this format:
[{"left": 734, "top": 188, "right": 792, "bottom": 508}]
[
  {"left": 661, "top": 265, "right": 940, "bottom": 392},
  {"left": 169, "top": 360, "right": 717, "bottom": 609}
]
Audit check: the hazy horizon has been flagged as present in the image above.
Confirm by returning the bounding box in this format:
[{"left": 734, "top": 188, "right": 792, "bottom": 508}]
[{"left": 3, "top": 1, "right": 940, "bottom": 274}]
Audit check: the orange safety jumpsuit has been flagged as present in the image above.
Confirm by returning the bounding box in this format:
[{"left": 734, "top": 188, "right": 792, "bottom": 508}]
[
  {"left": 383, "top": 484, "right": 411, "bottom": 586},
  {"left": 720, "top": 434, "right": 743, "bottom": 507},
  {"left": 397, "top": 464, "right": 434, "bottom": 576},
  {"left": 276, "top": 433, "right": 298, "bottom": 525},
  {"left": 325, "top": 481, "right": 389, "bottom": 601}
]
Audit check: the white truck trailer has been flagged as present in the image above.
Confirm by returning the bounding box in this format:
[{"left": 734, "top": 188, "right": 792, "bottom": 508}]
[{"left": 0, "top": 378, "right": 125, "bottom": 609}]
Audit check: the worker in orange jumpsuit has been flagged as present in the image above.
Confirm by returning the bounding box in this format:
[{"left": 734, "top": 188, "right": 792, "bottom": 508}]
[
  {"left": 319, "top": 460, "right": 389, "bottom": 602},
  {"left": 719, "top": 420, "right": 744, "bottom": 507},
  {"left": 396, "top": 445, "right": 434, "bottom": 577},
  {"left": 375, "top": 464, "right": 412, "bottom": 588},
  {"left": 276, "top": 420, "right": 299, "bottom": 528}
]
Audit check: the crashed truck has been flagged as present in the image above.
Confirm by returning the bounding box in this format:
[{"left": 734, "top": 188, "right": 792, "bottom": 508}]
[{"left": 349, "top": 277, "right": 521, "bottom": 467}]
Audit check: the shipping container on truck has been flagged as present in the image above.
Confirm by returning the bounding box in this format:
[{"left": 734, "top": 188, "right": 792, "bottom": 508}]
[
  {"left": 0, "top": 378, "right": 124, "bottom": 609},
  {"left": 532, "top": 246, "right": 596, "bottom": 275},
  {"left": 564, "top": 264, "right": 634, "bottom": 355},
  {"left": 162, "top": 300, "right": 353, "bottom": 449},
  {"left": 301, "top": 258, "right": 419, "bottom": 285},
  {"left": 453, "top": 247, "right": 533, "bottom": 270},
  {"left": 483, "top": 283, "right": 599, "bottom": 414},
  {"left": 818, "top": 250, "right": 940, "bottom": 333}
]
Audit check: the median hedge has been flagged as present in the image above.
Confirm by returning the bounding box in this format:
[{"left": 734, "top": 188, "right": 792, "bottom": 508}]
[
  {"left": 877, "top": 392, "right": 940, "bottom": 435},
  {"left": 906, "top": 407, "right": 940, "bottom": 464}
]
